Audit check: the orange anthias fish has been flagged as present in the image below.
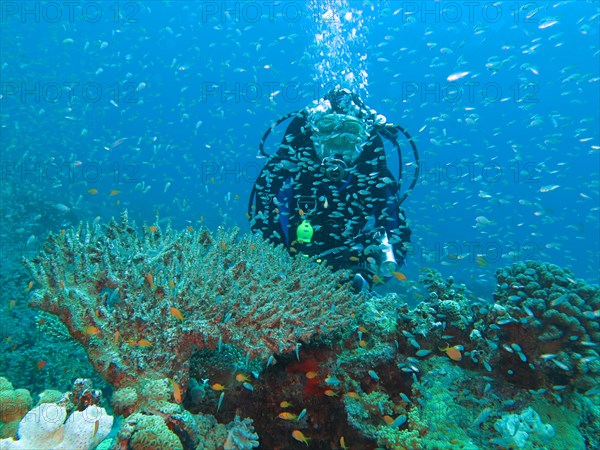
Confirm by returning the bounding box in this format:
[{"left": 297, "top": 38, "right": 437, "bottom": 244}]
[
  {"left": 136, "top": 339, "right": 152, "bottom": 348},
  {"left": 212, "top": 383, "right": 226, "bottom": 391},
  {"left": 145, "top": 273, "right": 154, "bottom": 289},
  {"left": 439, "top": 344, "right": 463, "bottom": 361},
  {"left": 392, "top": 271, "right": 408, "bottom": 281},
  {"left": 83, "top": 326, "right": 101, "bottom": 336},
  {"left": 372, "top": 274, "right": 384, "bottom": 284},
  {"left": 169, "top": 378, "right": 182, "bottom": 404},
  {"left": 278, "top": 412, "right": 298, "bottom": 421},
  {"left": 292, "top": 430, "right": 310, "bottom": 445},
  {"left": 340, "top": 436, "right": 349, "bottom": 449},
  {"left": 36, "top": 360, "right": 47, "bottom": 370},
  {"left": 235, "top": 373, "right": 250, "bottom": 383},
  {"left": 169, "top": 306, "right": 184, "bottom": 322}
]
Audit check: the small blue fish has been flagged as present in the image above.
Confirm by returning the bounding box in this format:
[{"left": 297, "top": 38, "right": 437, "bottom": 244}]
[
  {"left": 297, "top": 408, "right": 307, "bottom": 421},
  {"left": 390, "top": 415, "right": 407, "bottom": 428},
  {"left": 216, "top": 392, "right": 225, "bottom": 414}
]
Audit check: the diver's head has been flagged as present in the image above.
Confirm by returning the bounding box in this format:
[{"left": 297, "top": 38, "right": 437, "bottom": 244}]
[
  {"left": 311, "top": 113, "right": 369, "bottom": 162},
  {"left": 308, "top": 89, "right": 372, "bottom": 163}
]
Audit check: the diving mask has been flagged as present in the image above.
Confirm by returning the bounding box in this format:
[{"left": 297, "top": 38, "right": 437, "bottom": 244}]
[{"left": 310, "top": 113, "right": 369, "bottom": 162}]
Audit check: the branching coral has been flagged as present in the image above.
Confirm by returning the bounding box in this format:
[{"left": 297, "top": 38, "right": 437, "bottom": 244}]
[{"left": 23, "top": 211, "right": 361, "bottom": 394}]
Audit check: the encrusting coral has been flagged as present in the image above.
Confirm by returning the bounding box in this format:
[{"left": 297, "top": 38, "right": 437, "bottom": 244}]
[{"left": 23, "top": 211, "right": 361, "bottom": 395}]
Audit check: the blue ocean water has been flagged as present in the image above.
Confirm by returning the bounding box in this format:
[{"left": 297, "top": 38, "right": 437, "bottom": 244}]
[{"left": 2, "top": 1, "right": 597, "bottom": 295}]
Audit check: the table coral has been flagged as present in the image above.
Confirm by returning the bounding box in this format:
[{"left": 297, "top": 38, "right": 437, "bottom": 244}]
[{"left": 23, "top": 211, "right": 360, "bottom": 394}]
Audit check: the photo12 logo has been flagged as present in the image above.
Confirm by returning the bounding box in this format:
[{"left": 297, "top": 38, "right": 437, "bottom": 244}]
[
  {"left": 1, "top": 81, "right": 142, "bottom": 105},
  {"left": 198, "top": 1, "right": 303, "bottom": 23},
  {"left": 0, "top": 2, "right": 140, "bottom": 24},
  {"left": 400, "top": 80, "right": 539, "bottom": 105},
  {"left": 398, "top": 2, "right": 547, "bottom": 24},
  {"left": 1, "top": 160, "right": 140, "bottom": 185}
]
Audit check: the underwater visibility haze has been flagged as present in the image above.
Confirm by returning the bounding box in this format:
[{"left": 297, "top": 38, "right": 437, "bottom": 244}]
[{"left": 0, "top": 1, "right": 599, "bottom": 449}]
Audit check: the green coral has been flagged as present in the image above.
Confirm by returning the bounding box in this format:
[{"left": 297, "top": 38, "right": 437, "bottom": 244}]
[
  {"left": 111, "top": 386, "right": 139, "bottom": 416},
  {"left": 127, "top": 413, "right": 183, "bottom": 450},
  {"left": 0, "top": 377, "right": 32, "bottom": 439},
  {"left": 37, "top": 389, "right": 63, "bottom": 404}
]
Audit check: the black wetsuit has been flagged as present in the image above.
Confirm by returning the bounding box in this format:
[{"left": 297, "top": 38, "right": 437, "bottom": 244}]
[{"left": 250, "top": 111, "right": 411, "bottom": 273}]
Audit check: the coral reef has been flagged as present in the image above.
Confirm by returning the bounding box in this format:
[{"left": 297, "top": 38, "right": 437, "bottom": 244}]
[
  {"left": 0, "top": 379, "right": 113, "bottom": 450},
  {"left": 492, "top": 261, "right": 600, "bottom": 386},
  {"left": 0, "top": 378, "right": 32, "bottom": 439},
  {"left": 119, "top": 413, "right": 183, "bottom": 450},
  {"left": 20, "top": 214, "right": 600, "bottom": 450},
  {"left": 24, "top": 211, "right": 360, "bottom": 394}
]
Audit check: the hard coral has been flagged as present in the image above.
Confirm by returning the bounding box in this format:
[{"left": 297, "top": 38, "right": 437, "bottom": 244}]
[
  {"left": 122, "top": 413, "right": 183, "bottom": 450},
  {"left": 493, "top": 261, "right": 600, "bottom": 382},
  {"left": 223, "top": 416, "right": 259, "bottom": 449},
  {"left": 24, "top": 211, "right": 360, "bottom": 395},
  {"left": 493, "top": 407, "right": 555, "bottom": 449},
  {"left": 0, "top": 378, "right": 32, "bottom": 439}
]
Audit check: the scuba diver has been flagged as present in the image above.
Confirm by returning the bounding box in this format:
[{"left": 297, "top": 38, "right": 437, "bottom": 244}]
[{"left": 248, "top": 88, "right": 420, "bottom": 291}]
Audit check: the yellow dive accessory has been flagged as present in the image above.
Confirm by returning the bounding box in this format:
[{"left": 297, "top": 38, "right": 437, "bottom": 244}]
[{"left": 296, "top": 220, "right": 314, "bottom": 243}]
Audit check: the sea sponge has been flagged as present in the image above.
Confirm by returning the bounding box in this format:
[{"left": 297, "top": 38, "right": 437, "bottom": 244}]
[{"left": 0, "top": 403, "right": 113, "bottom": 449}]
